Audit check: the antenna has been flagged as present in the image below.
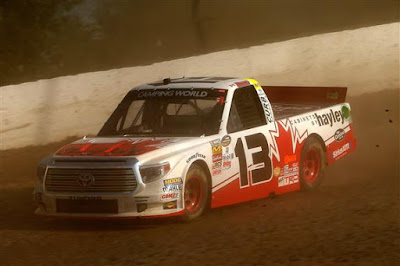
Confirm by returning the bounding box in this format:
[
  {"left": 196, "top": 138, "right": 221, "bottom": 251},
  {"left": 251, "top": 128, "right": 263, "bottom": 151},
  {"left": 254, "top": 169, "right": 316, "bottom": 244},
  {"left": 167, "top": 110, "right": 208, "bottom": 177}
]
[{"left": 163, "top": 78, "right": 171, "bottom": 85}]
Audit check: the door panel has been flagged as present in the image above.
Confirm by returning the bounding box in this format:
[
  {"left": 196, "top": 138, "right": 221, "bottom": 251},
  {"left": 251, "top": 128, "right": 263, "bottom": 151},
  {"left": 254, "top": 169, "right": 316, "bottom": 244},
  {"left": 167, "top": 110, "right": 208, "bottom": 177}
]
[{"left": 211, "top": 85, "right": 276, "bottom": 207}]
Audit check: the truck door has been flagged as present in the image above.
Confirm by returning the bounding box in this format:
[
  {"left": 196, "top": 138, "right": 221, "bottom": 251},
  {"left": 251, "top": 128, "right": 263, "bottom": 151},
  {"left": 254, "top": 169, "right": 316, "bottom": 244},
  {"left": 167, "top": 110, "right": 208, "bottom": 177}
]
[{"left": 211, "top": 85, "right": 276, "bottom": 207}]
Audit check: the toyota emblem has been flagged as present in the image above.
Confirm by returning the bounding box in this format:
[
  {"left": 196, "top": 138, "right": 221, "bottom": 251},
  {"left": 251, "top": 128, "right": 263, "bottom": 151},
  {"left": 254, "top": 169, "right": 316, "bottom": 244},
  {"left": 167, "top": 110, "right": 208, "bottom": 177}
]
[{"left": 77, "top": 174, "right": 95, "bottom": 187}]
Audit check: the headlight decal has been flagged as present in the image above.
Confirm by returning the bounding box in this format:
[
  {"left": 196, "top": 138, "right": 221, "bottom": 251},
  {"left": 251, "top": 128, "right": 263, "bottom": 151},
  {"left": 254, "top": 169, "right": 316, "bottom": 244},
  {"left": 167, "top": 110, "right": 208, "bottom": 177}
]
[{"left": 139, "top": 162, "right": 170, "bottom": 183}]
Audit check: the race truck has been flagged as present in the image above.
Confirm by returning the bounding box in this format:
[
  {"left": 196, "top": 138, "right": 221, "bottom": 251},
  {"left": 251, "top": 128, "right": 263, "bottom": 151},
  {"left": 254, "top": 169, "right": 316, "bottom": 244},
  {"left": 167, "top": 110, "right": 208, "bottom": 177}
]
[{"left": 34, "top": 77, "right": 356, "bottom": 221}]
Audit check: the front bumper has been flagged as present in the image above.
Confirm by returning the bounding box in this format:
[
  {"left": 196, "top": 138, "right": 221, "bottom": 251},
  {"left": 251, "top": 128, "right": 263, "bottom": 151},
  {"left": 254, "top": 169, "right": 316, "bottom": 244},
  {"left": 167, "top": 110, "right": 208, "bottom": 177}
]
[
  {"left": 33, "top": 191, "right": 184, "bottom": 218},
  {"left": 34, "top": 155, "right": 186, "bottom": 218},
  {"left": 34, "top": 154, "right": 189, "bottom": 218}
]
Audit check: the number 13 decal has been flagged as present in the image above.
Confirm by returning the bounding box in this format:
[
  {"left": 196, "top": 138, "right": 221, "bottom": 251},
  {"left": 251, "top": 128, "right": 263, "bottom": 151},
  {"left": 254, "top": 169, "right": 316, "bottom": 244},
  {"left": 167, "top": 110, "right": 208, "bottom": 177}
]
[{"left": 234, "top": 133, "right": 273, "bottom": 187}]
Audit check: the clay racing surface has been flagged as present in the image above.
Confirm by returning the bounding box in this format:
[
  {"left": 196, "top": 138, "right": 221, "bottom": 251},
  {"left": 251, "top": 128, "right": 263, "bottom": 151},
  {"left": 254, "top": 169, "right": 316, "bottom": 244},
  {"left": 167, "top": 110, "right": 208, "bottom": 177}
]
[{"left": 1, "top": 89, "right": 398, "bottom": 265}]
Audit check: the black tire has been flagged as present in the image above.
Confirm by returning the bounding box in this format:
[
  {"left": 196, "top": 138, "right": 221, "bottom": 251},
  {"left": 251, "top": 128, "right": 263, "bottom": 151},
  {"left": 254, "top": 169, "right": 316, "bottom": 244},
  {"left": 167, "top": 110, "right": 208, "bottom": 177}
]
[
  {"left": 300, "top": 136, "right": 327, "bottom": 190},
  {"left": 182, "top": 164, "right": 209, "bottom": 221}
]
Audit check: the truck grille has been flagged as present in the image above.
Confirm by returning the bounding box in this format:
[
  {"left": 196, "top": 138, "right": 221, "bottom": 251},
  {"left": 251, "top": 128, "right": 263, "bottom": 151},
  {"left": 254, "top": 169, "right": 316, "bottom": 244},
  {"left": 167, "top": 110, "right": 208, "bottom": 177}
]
[{"left": 45, "top": 168, "right": 137, "bottom": 193}]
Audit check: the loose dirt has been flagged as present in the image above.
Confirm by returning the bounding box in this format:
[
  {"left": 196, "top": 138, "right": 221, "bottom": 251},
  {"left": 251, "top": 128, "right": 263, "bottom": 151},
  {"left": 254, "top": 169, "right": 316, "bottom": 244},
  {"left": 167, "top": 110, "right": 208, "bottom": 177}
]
[{"left": 0, "top": 89, "right": 398, "bottom": 265}]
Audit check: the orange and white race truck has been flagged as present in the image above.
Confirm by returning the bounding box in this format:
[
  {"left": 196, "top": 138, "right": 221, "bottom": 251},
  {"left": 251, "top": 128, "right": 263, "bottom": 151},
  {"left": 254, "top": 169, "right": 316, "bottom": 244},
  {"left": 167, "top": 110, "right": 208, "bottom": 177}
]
[{"left": 34, "top": 77, "right": 356, "bottom": 220}]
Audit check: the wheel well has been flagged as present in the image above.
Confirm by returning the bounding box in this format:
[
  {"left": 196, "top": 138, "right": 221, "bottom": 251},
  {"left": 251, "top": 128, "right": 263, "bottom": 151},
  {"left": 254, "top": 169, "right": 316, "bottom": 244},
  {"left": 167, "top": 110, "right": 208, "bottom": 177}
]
[
  {"left": 307, "top": 133, "right": 327, "bottom": 151},
  {"left": 305, "top": 133, "right": 328, "bottom": 166},
  {"left": 192, "top": 160, "right": 212, "bottom": 208}
]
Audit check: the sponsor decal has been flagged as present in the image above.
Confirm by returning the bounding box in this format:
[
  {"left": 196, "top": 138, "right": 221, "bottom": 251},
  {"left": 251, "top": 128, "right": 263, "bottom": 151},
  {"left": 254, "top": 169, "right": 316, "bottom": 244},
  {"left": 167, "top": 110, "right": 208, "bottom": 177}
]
[
  {"left": 212, "top": 169, "right": 222, "bottom": 176},
  {"left": 211, "top": 139, "right": 223, "bottom": 164},
  {"left": 211, "top": 139, "right": 222, "bottom": 155},
  {"left": 314, "top": 109, "right": 345, "bottom": 127},
  {"left": 161, "top": 192, "right": 180, "bottom": 201},
  {"left": 211, "top": 139, "right": 223, "bottom": 172},
  {"left": 68, "top": 196, "right": 102, "bottom": 200},
  {"left": 278, "top": 175, "right": 299, "bottom": 187},
  {"left": 290, "top": 114, "right": 317, "bottom": 125},
  {"left": 258, "top": 95, "right": 273, "bottom": 123},
  {"left": 222, "top": 161, "right": 231, "bottom": 169},
  {"left": 163, "top": 183, "right": 182, "bottom": 193},
  {"left": 284, "top": 155, "right": 297, "bottom": 164},
  {"left": 273, "top": 167, "right": 281, "bottom": 177},
  {"left": 210, "top": 139, "right": 221, "bottom": 146},
  {"left": 137, "top": 90, "right": 208, "bottom": 98},
  {"left": 163, "top": 200, "right": 177, "bottom": 210},
  {"left": 334, "top": 128, "right": 346, "bottom": 142},
  {"left": 163, "top": 178, "right": 183, "bottom": 193},
  {"left": 186, "top": 152, "right": 206, "bottom": 163},
  {"left": 222, "top": 152, "right": 233, "bottom": 170},
  {"left": 221, "top": 135, "right": 232, "bottom": 147},
  {"left": 327, "top": 91, "right": 339, "bottom": 100},
  {"left": 278, "top": 163, "right": 299, "bottom": 187},
  {"left": 250, "top": 79, "right": 273, "bottom": 123},
  {"left": 332, "top": 142, "right": 351, "bottom": 159},
  {"left": 222, "top": 153, "right": 234, "bottom": 161},
  {"left": 282, "top": 164, "right": 299, "bottom": 177},
  {"left": 163, "top": 178, "right": 183, "bottom": 186},
  {"left": 212, "top": 153, "right": 223, "bottom": 162},
  {"left": 212, "top": 161, "right": 222, "bottom": 169},
  {"left": 341, "top": 105, "right": 351, "bottom": 119},
  {"left": 212, "top": 145, "right": 222, "bottom": 154}
]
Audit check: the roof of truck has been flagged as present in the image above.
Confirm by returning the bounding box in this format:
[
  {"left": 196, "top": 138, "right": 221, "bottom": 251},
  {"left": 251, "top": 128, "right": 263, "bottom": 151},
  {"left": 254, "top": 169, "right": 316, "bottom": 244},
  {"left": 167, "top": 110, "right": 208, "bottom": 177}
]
[{"left": 132, "top": 77, "right": 247, "bottom": 91}]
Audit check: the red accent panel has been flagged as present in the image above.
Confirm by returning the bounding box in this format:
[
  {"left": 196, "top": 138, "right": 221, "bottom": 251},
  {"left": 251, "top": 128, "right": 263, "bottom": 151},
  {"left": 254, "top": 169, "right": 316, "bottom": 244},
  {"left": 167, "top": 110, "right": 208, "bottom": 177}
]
[
  {"left": 271, "top": 121, "right": 303, "bottom": 194},
  {"left": 56, "top": 139, "right": 172, "bottom": 156},
  {"left": 212, "top": 179, "right": 273, "bottom": 208},
  {"left": 211, "top": 122, "right": 304, "bottom": 209},
  {"left": 212, "top": 173, "right": 239, "bottom": 189},
  {"left": 104, "top": 142, "right": 126, "bottom": 153},
  {"left": 235, "top": 80, "right": 251, "bottom": 88}
]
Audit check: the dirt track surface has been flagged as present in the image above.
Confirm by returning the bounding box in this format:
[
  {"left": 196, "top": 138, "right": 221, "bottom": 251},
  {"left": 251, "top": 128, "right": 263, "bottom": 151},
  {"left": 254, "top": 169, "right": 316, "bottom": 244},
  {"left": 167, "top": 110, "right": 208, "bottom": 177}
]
[{"left": 0, "top": 89, "right": 399, "bottom": 265}]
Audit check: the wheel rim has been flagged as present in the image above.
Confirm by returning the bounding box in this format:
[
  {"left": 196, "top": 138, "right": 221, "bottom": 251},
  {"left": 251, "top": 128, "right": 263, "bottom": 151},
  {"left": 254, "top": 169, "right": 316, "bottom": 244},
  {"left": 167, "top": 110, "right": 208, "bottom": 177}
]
[
  {"left": 184, "top": 176, "right": 204, "bottom": 213},
  {"left": 303, "top": 148, "right": 321, "bottom": 184}
]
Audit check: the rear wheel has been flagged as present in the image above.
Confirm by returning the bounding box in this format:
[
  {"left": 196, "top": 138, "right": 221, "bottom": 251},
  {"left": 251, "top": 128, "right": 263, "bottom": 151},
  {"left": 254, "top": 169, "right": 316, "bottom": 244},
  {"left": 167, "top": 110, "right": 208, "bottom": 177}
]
[
  {"left": 300, "top": 137, "right": 326, "bottom": 190},
  {"left": 183, "top": 164, "right": 209, "bottom": 221}
]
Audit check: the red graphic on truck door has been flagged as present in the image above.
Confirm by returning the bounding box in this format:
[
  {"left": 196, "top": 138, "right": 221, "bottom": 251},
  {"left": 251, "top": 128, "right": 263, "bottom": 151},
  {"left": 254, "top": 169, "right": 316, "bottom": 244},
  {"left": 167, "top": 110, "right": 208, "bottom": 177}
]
[{"left": 211, "top": 120, "right": 307, "bottom": 208}]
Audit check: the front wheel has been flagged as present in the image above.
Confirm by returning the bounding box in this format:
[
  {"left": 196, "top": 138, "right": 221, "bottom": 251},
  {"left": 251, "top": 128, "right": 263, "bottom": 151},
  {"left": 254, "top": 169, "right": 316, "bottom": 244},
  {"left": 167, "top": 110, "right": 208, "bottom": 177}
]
[
  {"left": 183, "top": 164, "right": 209, "bottom": 221},
  {"left": 300, "top": 137, "right": 326, "bottom": 190}
]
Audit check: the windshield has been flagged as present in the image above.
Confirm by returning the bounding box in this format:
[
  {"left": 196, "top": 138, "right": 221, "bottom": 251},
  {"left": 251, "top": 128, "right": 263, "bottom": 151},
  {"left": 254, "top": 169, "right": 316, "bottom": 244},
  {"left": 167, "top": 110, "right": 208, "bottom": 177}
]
[{"left": 98, "top": 89, "right": 227, "bottom": 137}]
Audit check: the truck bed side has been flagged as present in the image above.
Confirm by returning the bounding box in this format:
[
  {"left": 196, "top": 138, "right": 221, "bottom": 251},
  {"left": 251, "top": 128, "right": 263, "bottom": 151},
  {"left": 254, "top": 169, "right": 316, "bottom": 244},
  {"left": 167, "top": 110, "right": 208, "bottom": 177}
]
[
  {"left": 275, "top": 102, "right": 356, "bottom": 166},
  {"left": 272, "top": 102, "right": 330, "bottom": 120},
  {"left": 264, "top": 85, "right": 347, "bottom": 120}
]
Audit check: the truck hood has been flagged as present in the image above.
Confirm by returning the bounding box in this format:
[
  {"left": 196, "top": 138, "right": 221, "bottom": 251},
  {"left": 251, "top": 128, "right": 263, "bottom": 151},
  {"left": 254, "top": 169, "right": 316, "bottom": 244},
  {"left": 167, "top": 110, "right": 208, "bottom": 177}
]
[{"left": 55, "top": 137, "right": 200, "bottom": 157}]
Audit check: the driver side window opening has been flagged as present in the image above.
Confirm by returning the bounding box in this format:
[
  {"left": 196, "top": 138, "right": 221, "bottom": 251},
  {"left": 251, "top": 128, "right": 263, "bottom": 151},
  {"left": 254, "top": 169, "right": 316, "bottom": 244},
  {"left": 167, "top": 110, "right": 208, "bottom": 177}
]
[{"left": 227, "top": 86, "right": 266, "bottom": 133}]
